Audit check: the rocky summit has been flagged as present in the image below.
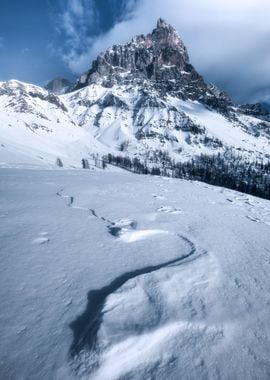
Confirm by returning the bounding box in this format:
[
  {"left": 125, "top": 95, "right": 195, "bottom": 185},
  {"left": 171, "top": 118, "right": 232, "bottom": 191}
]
[{"left": 75, "top": 19, "right": 231, "bottom": 112}]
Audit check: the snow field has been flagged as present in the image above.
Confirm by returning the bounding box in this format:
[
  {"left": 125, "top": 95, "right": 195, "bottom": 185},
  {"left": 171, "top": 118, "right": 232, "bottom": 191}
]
[{"left": 0, "top": 169, "right": 270, "bottom": 379}]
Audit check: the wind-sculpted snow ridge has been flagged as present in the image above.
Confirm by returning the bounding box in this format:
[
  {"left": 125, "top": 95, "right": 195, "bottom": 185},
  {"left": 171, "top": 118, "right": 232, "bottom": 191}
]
[
  {"left": 55, "top": 187, "right": 207, "bottom": 378},
  {"left": 70, "top": 234, "right": 206, "bottom": 378},
  {"left": 69, "top": 234, "right": 200, "bottom": 356}
]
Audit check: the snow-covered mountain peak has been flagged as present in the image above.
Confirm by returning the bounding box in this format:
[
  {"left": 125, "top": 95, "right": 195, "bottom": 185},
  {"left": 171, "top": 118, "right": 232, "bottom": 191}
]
[
  {"left": 0, "top": 79, "right": 43, "bottom": 95},
  {"left": 75, "top": 20, "right": 198, "bottom": 95},
  {"left": 45, "top": 77, "right": 72, "bottom": 95},
  {"left": 73, "top": 20, "right": 237, "bottom": 117},
  {"left": 0, "top": 79, "right": 68, "bottom": 115}
]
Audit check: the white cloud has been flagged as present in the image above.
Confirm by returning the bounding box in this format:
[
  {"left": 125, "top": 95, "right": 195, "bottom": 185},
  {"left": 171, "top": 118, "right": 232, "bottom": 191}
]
[
  {"left": 69, "top": 0, "right": 84, "bottom": 17},
  {"left": 57, "top": 0, "right": 270, "bottom": 102},
  {"left": 57, "top": 0, "right": 95, "bottom": 47},
  {"left": 62, "top": 11, "right": 77, "bottom": 37}
]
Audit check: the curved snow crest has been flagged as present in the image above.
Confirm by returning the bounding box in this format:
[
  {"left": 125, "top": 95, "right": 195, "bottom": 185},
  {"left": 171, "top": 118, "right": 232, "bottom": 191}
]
[
  {"left": 55, "top": 184, "right": 214, "bottom": 380},
  {"left": 70, "top": 249, "right": 218, "bottom": 380},
  {"left": 120, "top": 229, "right": 169, "bottom": 243},
  {"left": 69, "top": 234, "right": 208, "bottom": 378}
]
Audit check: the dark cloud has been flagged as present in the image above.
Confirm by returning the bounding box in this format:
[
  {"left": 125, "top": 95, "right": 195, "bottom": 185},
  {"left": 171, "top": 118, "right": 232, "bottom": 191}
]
[{"left": 52, "top": 0, "right": 139, "bottom": 73}]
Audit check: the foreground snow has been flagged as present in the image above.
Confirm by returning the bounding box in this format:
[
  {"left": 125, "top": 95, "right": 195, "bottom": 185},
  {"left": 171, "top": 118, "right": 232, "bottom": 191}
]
[{"left": 1, "top": 169, "right": 270, "bottom": 379}]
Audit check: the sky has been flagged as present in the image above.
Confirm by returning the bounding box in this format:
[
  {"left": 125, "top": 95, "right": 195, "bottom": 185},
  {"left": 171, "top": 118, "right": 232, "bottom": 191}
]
[{"left": 0, "top": 0, "right": 269, "bottom": 104}]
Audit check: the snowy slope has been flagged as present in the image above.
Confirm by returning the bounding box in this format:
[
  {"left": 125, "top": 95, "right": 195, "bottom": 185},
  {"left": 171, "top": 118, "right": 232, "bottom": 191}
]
[
  {"left": 0, "top": 80, "right": 106, "bottom": 168},
  {"left": 64, "top": 84, "right": 270, "bottom": 163},
  {"left": 1, "top": 169, "right": 270, "bottom": 379},
  {"left": 1, "top": 80, "right": 270, "bottom": 169}
]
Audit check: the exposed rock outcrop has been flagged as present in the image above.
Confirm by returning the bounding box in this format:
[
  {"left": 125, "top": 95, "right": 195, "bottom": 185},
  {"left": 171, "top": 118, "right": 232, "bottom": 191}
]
[{"left": 74, "top": 19, "right": 232, "bottom": 113}]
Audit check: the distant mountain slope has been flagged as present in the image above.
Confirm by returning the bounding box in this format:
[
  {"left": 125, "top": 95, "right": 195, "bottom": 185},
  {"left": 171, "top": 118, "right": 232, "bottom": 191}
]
[
  {"left": 0, "top": 80, "right": 104, "bottom": 168},
  {"left": 45, "top": 77, "right": 72, "bottom": 95}
]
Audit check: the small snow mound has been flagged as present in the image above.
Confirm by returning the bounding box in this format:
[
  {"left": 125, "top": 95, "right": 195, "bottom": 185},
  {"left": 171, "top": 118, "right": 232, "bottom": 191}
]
[
  {"left": 120, "top": 229, "right": 168, "bottom": 243},
  {"left": 33, "top": 237, "right": 50, "bottom": 245},
  {"left": 33, "top": 232, "right": 50, "bottom": 245}
]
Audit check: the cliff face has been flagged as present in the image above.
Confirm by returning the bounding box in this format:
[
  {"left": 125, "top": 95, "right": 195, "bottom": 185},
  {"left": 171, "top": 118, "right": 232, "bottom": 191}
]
[{"left": 74, "top": 19, "right": 231, "bottom": 111}]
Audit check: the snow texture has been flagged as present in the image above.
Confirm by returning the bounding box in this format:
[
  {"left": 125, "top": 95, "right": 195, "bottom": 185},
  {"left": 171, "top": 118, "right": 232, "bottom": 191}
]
[{"left": 1, "top": 168, "right": 270, "bottom": 379}]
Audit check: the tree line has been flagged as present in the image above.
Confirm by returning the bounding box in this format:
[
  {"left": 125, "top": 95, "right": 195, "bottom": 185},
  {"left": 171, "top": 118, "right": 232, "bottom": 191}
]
[
  {"left": 102, "top": 152, "right": 270, "bottom": 200},
  {"left": 55, "top": 151, "right": 270, "bottom": 200}
]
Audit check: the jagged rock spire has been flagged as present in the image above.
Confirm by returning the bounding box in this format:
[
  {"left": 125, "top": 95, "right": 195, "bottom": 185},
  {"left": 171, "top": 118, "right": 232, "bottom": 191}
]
[
  {"left": 76, "top": 18, "right": 192, "bottom": 90},
  {"left": 151, "top": 17, "right": 188, "bottom": 54},
  {"left": 157, "top": 18, "right": 168, "bottom": 28},
  {"left": 74, "top": 19, "right": 232, "bottom": 111}
]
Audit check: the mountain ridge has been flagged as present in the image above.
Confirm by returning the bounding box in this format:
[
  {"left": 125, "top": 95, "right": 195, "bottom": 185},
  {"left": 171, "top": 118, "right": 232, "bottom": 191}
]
[{"left": 74, "top": 18, "right": 233, "bottom": 113}]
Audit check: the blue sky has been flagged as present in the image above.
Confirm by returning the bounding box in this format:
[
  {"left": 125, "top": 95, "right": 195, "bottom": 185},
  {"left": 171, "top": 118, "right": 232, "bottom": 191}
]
[
  {"left": 0, "top": 0, "right": 134, "bottom": 85},
  {"left": 0, "top": 0, "right": 269, "bottom": 104},
  {"left": 0, "top": 0, "right": 66, "bottom": 84}
]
